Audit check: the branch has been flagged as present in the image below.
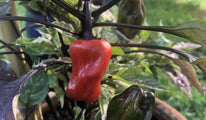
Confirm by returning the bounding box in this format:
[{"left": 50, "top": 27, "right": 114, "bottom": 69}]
[
  {"left": 0, "top": 16, "right": 79, "bottom": 35},
  {"left": 93, "top": 22, "right": 164, "bottom": 31},
  {"left": 92, "top": 0, "right": 121, "bottom": 20},
  {"left": 124, "top": 50, "right": 170, "bottom": 57},
  {"left": 45, "top": 95, "right": 61, "bottom": 120},
  {"left": 51, "top": 0, "right": 85, "bottom": 21},
  {"left": 93, "top": 22, "right": 194, "bottom": 33},
  {"left": 111, "top": 43, "right": 188, "bottom": 59},
  {"left": 0, "top": 51, "right": 24, "bottom": 56},
  {"left": 82, "top": 0, "right": 94, "bottom": 39},
  {"left": 58, "top": 32, "right": 70, "bottom": 57},
  {"left": 0, "top": 44, "right": 15, "bottom": 49},
  {"left": 75, "top": 104, "right": 88, "bottom": 120},
  {"left": 35, "top": 60, "right": 71, "bottom": 70},
  {"left": 21, "top": 23, "right": 43, "bottom": 33},
  {"left": 0, "top": 39, "right": 25, "bottom": 60},
  {"left": 0, "top": 39, "right": 17, "bottom": 50}
]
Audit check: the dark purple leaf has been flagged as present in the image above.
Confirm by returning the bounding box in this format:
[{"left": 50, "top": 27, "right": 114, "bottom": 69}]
[
  {"left": 0, "top": 69, "right": 39, "bottom": 120},
  {"left": 0, "top": 60, "right": 71, "bottom": 120},
  {"left": 0, "top": 60, "right": 17, "bottom": 82}
]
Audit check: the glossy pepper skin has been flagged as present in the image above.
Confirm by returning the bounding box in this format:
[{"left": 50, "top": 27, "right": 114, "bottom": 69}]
[
  {"left": 66, "top": 39, "right": 112, "bottom": 103},
  {"left": 106, "top": 85, "right": 155, "bottom": 120}
]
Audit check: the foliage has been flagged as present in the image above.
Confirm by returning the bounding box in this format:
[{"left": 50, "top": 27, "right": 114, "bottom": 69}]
[{"left": 0, "top": 0, "right": 206, "bottom": 120}]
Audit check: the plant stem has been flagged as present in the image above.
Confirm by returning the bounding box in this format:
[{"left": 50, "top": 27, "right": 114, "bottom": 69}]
[
  {"left": 82, "top": 0, "right": 94, "bottom": 39},
  {"left": 92, "top": 0, "right": 121, "bottom": 20},
  {"left": 42, "top": 0, "right": 49, "bottom": 25},
  {"left": 45, "top": 95, "right": 62, "bottom": 120},
  {"left": 124, "top": 50, "right": 171, "bottom": 57},
  {"left": 58, "top": 32, "right": 70, "bottom": 57},
  {"left": 85, "top": 101, "right": 99, "bottom": 119},
  {"left": 93, "top": 22, "right": 203, "bottom": 42},
  {"left": 75, "top": 103, "right": 88, "bottom": 120},
  {"left": 37, "top": 2, "right": 76, "bottom": 23},
  {"left": 0, "top": 39, "right": 25, "bottom": 60},
  {"left": 93, "top": 22, "right": 163, "bottom": 31},
  {"left": 21, "top": 23, "right": 43, "bottom": 33},
  {"left": 111, "top": 43, "right": 188, "bottom": 59},
  {"left": 0, "top": 51, "right": 24, "bottom": 56},
  {"left": 51, "top": 0, "right": 85, "bottom": 22},
  {"left": 0, "top": 15, "right": 79, "bottom": 35},
  {"left": 78, "top": 0, "right": 83, "bottom": 10}
]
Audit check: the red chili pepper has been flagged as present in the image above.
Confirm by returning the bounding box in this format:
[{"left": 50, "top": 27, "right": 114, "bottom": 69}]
[{"left": 66, "top": 39, "right": 112, "bottom": 103}]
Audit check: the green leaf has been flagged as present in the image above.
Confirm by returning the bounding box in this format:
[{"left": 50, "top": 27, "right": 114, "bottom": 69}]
[
  {"left": 192, "top": 58, "right": 206, "bottom": 75},
  {"left": 37, "top": 27, "right": 61, "bottom": 48},
  {"left": 29, "top": 0, "right": 41, "bottom": 12},
  {"left": 53, "top": 21, "right": 76, "bottom": 44},
  {"left": 95, "top": 27, "right": 118, "bottom": 43},
  {"left": 126, "top": 74, "right": 166, "bottom": 91},
  {"left": 14, "top": 27, "right": 62, "bottom": 56},
  {"left": 75, "top": 106, "right": 85, "bottom": 120},
  {"left": 48, "top": 74, "right": 65, "bottom": 108},
  {"left": 107, "top": 63, "right": 166, "bottom": 91},
  {"left": 95, "top": 111, "right": 101, "bottom": 120},
  {"left": 112, "top": 46, "right": 125, "bottom": 55},
  {"left": 98, "top": 84, "right": 115, "bottom": 120},
  {"left": 15, "top": 38, "right": 58, "bottom": 56},
  {"left": 154, "top": 21, "right": 206, "bottom": 46},
  {"left": 112, "top": 74, "right": 166, "bottom": 91},
  {"left": 19, "top": 70, "right": 49, "bottom": 107},
  {"left": 106, "top": 63, "right": 130, "bottom": 74}
]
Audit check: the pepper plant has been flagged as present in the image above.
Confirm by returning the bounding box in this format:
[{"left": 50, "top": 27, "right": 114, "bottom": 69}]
[{"left": 0, "top": 0, "right": 206, "bottom": 120}]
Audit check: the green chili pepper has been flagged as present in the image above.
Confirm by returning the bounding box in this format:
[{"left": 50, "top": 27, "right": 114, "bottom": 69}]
[{"left": 117, "top": 0, "right": 145, "bottom": 39}]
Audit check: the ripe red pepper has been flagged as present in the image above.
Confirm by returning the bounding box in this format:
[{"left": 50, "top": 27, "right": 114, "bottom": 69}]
[{"left": 66, "top": 39, "right": 112, "bottom": 103}]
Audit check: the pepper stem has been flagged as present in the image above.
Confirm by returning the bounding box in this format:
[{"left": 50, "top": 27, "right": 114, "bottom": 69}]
[{"left": 82, "top": 0, "right": 94, "bottom": 39}]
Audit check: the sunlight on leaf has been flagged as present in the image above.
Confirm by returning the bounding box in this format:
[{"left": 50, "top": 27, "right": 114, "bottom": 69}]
[
  {"left": 112, "top": 74, "right": 166, "bottom": 91},
  {"left": 125, "top": 75, "right": 167, "bottom": 91},
  {"left": 99, "top": 84, "right": 115, "bottom": 120},
  {"left": 112, "top": 46, "right": 125, "bottom": 55},
  {"left": 19, "top": 70, "right": 49, "bottom": 107},
  {"left": 172, "top": 42, "right": 201, "bottom": 50},
  {"left": 96, "top": 27, "right": 118, "bottom": 43},
  {"left": 14, "top": 37, "right": 60, "bottom": 56},
  {"left": 157, "top": 21, "right": 206, "bottom": 46}
]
